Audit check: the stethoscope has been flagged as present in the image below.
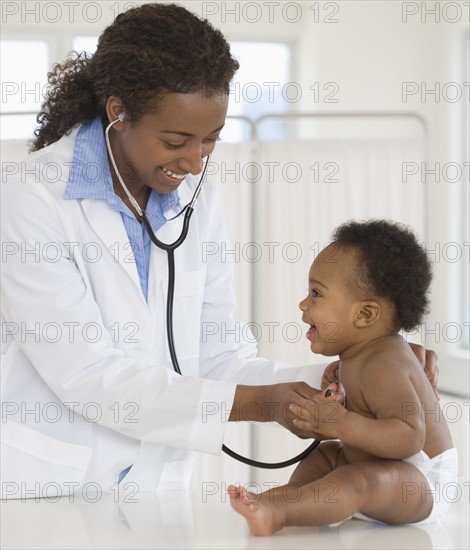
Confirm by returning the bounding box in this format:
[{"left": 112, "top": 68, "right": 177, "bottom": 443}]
[{"left": 105, "top": 114, "right": 321, "bottom": 469}]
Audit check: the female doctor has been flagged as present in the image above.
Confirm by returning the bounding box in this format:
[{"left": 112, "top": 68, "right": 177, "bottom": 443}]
[{"left": 0, "top": 3, "right": 438, "bottom": 499}]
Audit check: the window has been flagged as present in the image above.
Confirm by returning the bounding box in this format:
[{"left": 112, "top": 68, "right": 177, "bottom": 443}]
[
  {"left": 73, "top": 36, "right": 98, "bottom": 55},
  {"left": 222, "top": 42, "right": 291, "bottom": 142},
  {"left": 1, "top": 38, "right": 291, "bottom": 144},
  {"left": 462, "top": 39, "right": 470, "bottom": 351},
  {"left": 429, "top": 33, "right": 470, "bottom": 397},
  {"left": 1, "top": 40, "right": 49, "bottom": 140}
]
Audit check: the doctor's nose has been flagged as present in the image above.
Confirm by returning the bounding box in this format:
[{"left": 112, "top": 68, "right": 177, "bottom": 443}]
[{"left": 179, "top": 146, "right": 204, "bottom": 175}]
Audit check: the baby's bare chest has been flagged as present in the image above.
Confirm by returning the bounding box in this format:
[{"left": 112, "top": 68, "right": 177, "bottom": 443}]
[{"left": 339, "top": 369, "right": 375, "bottom": 419}]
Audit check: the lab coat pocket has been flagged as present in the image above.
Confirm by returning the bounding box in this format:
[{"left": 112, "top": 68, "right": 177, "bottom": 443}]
[
  {"left": 167, "top": 270, "right": 203, "bottom": 362},
  {"left": 1, "top": 422, "right": 92, "bottom": 499}
]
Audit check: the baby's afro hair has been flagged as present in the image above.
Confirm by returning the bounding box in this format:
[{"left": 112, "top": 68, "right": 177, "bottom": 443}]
[{"left": 332, "top": 219, "right": 432, "bottom": 332}]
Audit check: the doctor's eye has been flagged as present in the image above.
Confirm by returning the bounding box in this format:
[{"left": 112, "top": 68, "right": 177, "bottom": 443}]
[{"left": 163, "top": 141, "right": 186, "bottom": 150}]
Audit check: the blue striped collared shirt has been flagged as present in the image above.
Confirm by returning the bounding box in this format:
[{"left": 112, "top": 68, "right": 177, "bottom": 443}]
[{"left": 64, "top": 117, "right": 179, "bottom": 301}]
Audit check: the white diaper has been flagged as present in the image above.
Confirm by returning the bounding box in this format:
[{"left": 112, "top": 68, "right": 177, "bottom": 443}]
[{"left": 353, "top": 447, "right": 458, "bottom": 525}]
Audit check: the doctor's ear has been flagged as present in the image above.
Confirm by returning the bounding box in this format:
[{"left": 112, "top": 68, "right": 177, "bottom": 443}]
[
  {"left": 106, "top": 96, "right": 127, "bottom": 126},
  {"left": 354, "top": 300, "right": 381, "bottom": 328}
]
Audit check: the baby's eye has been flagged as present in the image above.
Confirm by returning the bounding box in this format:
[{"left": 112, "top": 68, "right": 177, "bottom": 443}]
[{"left": 311, "top": 288, "right": 321, "bottom": 298}]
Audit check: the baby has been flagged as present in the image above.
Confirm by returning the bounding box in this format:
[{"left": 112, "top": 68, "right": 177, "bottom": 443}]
[{"left": 229, "top": 220, "right": 457, "bottom": 535}]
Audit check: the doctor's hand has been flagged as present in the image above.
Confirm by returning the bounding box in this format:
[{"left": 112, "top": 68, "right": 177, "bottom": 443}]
[
  {"left": 409, "top": 342, "right": 440, "bottom": 400},
  {"left": 230, "top": 382, "right": 325, "bottom": 438}
]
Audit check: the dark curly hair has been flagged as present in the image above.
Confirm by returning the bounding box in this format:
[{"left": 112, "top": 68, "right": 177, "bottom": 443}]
[
  {"left": 31, "top": 3, "right": 239, "bottom": 151},
  {"left": 332, "top": 219, "right": 432, "bottom": 332}
]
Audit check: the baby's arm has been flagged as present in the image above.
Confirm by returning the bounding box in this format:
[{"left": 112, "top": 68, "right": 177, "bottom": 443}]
[{"left": 293, "top": 356, "right": 425, "bottom": 460}]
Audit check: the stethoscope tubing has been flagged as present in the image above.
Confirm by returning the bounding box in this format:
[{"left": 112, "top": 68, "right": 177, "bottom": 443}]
[{"left": 106, "top": 116, "right": 321, "bottom": 468}]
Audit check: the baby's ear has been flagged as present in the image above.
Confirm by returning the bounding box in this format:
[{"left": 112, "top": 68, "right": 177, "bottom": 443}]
[{"left": 354, "top": 301, "right": 381, "bottom": 327}]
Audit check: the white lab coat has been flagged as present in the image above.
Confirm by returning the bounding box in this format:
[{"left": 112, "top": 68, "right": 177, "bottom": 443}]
[{"left": 1, "top": 126, "right": 324, "bottom": 499}]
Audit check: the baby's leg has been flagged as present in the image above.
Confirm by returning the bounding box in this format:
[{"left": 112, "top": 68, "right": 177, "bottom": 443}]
[
  {"left": 229, "top": 459, "right": 432, "bottom": 536},
  {"left": 289, "top": 440, "right": 344, "bottom": 486},
  {"left": 242, "top": 440, "right": 346, "bottom": 508},
  {"left": 227, "top": 441, "right": 342, "bottom": 534},
  {"left": 255, "top": 440, "right": 344, "bottom": 500}
]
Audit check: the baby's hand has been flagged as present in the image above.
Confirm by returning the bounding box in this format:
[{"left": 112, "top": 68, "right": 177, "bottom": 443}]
[
  {"left": 321, "top": 360, "right": 340, "bottom": 390},
  {"left": 290, "top": 386, "right": 346, "bottom": 439}
]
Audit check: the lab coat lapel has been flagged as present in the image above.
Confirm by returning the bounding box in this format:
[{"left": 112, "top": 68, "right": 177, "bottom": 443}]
[{"left": 80, "top": 198, "right": 146, "bottom": 300}]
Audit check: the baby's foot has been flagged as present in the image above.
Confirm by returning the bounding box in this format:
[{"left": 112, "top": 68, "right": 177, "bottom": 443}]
[{"left": 227, "top": 485, "right": 284, "bottom": 536}]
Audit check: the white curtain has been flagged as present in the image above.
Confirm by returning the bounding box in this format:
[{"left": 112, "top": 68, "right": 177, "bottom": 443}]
[{"left": 253, "top": 137, "right": 426, "bottom": 366}]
